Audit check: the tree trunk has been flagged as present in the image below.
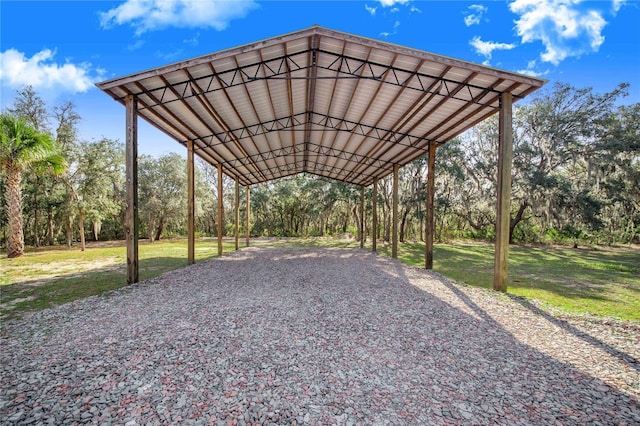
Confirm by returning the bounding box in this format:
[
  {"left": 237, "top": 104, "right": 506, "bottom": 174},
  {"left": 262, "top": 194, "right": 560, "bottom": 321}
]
[
  {"left": 352, "top": 205, "right": 362, "bottom": 242},
  {"left": 48, "top": 209, "right": 55, "bottom": 246},
  {"left": 78, "top": 208, "right": 86, "bottom": 251},
  {"left": 46, "top": 180, "right": 56, "bottom": 246},
  {"left": 33, "top": 179, "right": 40, "bottom": 247},
  {"left": 509, "top": 201, "right": 529, "bottom": 244},
  {"left": 383, "top": 198, "right": 391, "bottom": 242},
  {"left": 288, "top": 211, "right": 294, "bottom": 236},
  {"left": 6, "top": 165, "right": 25, "bottom": 258},
  {"left": 342, "top": 209, "right": 348, "bottom": 233},
  {"left": 384, "top": 213, "right": 390, "bottom": 242},
  {"left": 363, "top": 218, "right": 367, "bottom": 243},
  {"left": 399, "top": 208, "right": 409, "bottom": 243},
  {"left": 93, "top": 221, "right": 101, "bottom": 241},
  {"left": 65, "top": 183, "right": 74, "bottom": 248},
  {"left": 149, "top": 217, "right": 156, "bottom": 243},
  {"left": 66, "top": 216, "right": 73, "bottom": 248},
  {"left": 154, "top": 217, "right": 164, "bottom": 241},
  {"left": 209, "top": 210, "right": 216, "bottom": 236}
]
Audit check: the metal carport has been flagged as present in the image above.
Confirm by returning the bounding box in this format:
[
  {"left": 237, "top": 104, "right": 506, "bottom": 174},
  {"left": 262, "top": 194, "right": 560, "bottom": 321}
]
[{"left": 97, "top": 25, "right": 545, "bottom": 290}]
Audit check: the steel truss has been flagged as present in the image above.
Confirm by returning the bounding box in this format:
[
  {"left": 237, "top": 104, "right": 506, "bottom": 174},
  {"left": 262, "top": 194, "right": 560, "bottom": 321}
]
[
  {"left": 251, "top": 159, "right": 378, "bottom": 185},
  {"left": 221, "top": 141, "right": 394, "bottom": 173},
  {"left": 133, "top": 48, "right": 505, "bottom": 112},
  {"left": 192, "top": 111, "right": 430, "bottom": 151}
]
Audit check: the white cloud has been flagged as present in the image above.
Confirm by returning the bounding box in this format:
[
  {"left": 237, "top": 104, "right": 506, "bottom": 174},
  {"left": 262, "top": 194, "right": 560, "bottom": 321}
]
[
  {"left": 365, "top": 4, "right": 377, "bottom": 16},
  {"left": 470, "top": 36, "right": 516, "bottom": 64},
  {"left": 183, "top": 33, "right": 200, "bottom": 47},
  {"left": 0, "top": 49, "right": 99, "bottom": 94},
  {"left": 516, "top": 67, "right": 549, "bottom": 78},
  {"left": 509, "top": 0, "right": 607, "bottom": 65},
  {"left": 156, "top": 48, "right": 184, "bottom": 61},
  {"left": 612, "top": 0, "right": 625, "bottom": 13},
  {"left": 464, "top": 4, "right": 488, "bottom": 27},
  {"left": 380, "top": 20, "right": 401, "bottom": 38},
  {"left": 378, "top": 0, "right": 409, "bottom": 6},
  {"left": 367, "top": 0, "right": 418, "bottom": 32},
  {"left": 100, "top": 0, "right": 258, "bottom": 35},
  {"left": 126, "top": 39, "right": 146, "bottom": 51}
]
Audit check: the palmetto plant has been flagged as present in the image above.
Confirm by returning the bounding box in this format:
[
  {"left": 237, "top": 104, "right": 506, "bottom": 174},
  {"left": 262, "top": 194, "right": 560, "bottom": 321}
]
[{"left": 0, "top": 114, "right": 66, "bottom": 257}]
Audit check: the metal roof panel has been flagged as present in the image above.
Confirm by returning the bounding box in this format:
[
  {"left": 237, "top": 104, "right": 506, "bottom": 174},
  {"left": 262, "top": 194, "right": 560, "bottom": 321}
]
[{"left": 97, "top": 25, "right": 545, "bottom": 186}]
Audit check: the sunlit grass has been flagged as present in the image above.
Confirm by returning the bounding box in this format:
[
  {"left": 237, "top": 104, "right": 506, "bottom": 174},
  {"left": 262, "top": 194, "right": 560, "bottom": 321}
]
[
  {"left": 1, "top": 237, "right": 638, "bottom": 321},
  {"left": 373, "top": 241, "right": 639, "bottom": 321},
  {"left": 0, "top": 239, "right": 236, "bottom": 319}
]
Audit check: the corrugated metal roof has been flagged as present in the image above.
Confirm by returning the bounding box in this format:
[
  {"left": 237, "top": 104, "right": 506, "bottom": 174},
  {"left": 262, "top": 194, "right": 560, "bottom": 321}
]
[{"left": 97, "top": 25, "right": 546, "bottom": 187}]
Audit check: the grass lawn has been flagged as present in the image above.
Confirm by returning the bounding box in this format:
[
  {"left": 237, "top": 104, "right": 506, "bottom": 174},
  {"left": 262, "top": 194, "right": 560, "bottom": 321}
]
[
  {"left": 383, "top": 242, "right": 639, "bottom": 321},
  {"left": 1, "top": 237, "right": 638, "bottom": 321},
  {"left": 0, "top": 239, "right": 237, "bottom": 319}
]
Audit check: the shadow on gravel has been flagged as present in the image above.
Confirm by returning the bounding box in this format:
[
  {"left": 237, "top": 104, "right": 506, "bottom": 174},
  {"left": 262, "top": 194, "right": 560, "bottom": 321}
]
[
  {"left": 1, "top": 246, "right": 638, "bottom": 425},
  {"left": 440, "top": 278, "right": 639, "bottom": 372},
  {"left": 439, "top": 278, "right": 498, "bottom": 325},
  {"left": 509, "top": 295, "right": 639, "bottom": 371}
]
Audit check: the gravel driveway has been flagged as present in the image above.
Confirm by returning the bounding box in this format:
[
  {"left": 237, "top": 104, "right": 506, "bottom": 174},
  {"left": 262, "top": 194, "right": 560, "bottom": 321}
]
[{"left": 1, "top": 246, "right": 638, "bottom": 425}]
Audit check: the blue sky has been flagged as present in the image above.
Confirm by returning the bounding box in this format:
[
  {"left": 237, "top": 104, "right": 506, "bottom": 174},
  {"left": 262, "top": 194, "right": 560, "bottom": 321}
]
[{"left": 1, "top": 0, "right": 639, "bottom": 157}]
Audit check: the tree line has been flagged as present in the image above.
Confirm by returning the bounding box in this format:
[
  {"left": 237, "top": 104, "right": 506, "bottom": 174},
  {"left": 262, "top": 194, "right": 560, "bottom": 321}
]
[{"left": 1, "top": 82, "right": 638, "bottom": 257}]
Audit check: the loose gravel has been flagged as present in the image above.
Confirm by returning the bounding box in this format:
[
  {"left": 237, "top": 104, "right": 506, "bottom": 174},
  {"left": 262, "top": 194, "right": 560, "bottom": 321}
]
[{"left": 1, "top": 246, "right": 638, "bottom": 425}]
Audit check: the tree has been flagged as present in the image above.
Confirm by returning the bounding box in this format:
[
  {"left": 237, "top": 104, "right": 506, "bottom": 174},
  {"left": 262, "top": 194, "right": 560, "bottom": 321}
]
[
  {"left": 585, "top": 102, "right": 640, "bottom": 244},
  {"left": 52, "top": 101, "right": 81, "bottom": 246},
  {"left": 8, "top": 86, "right": 52, "bottom": 247},
  {"left": 432, "top": 140, "right": 470, "bottom": 241},
  {"left": 6, "top": 88, "right": 81, "bottom": 248},
  {"left": 7, "top": 85, "right": 49, "bottom": 132},
  {"left": 72, "top": 138, "right": 125, "bottom": 250},
  {"left": 398, "top": 158, "right": 426, "bottom": 242},
  {"left": 139, "top": 154, "right": 188, "bottom": 242},
  {"left": 0, "top": 114, "right": 66, "bottom": 257},
  {"left": 512, "top": 82, "right": 630, "bottom": 243}
]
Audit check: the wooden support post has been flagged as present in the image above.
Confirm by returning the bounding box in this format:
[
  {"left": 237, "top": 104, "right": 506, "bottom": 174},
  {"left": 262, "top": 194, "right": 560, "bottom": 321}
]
[
  {"left": 187, "top": 141, "right": 195, "bottom": 265},
  {"left": 392, "top": 164, "right": 399, "bottom": 259},
  {"left": 494, "top": 92, "right": 513, "bottom": 291},
  {"left": 125, "top": 95, "right": 139, "bottom": 284},
  {"left": 360, "top": 185, "right": 365, "bottom": 248},
  {"left": 234, "top": 176, "right": 239, "bottom": 251},
  {"left": 217, "top": 163, "right": 223, "bottom": 256},
  {"left": 246, "top": 186, "right": 250, "bottom": 247},
  {"left": 372, "top": 178, "right": 378, "bottom": 253},
  {"left": 425, "top": 141, "right": 435, "bottom": 269}
]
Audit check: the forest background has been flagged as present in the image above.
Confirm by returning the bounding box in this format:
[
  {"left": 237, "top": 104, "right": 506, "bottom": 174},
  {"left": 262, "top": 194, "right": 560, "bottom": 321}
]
[{"left": 1, "top": 81, "right": 638, "bottom": 253}]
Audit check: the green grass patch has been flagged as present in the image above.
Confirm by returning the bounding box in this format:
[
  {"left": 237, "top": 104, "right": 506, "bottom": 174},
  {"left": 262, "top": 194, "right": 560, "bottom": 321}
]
[
  {"left": 372, "top": 241, "right": 639, "bottom": 321},
  {"left": 0, "top": 239, "right": 236, "bottom": 319},
  {"left": 2, "top": 237, "right": 638, "bottom": 321}
]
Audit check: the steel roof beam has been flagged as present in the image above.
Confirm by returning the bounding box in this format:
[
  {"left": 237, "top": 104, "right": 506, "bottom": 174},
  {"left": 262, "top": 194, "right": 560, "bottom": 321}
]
[
  {"left": 343, "top": 68, "right": 449, "bottom": 182},
  {"left": 303, "top": 34, "right": 320, "bottom": 171},
  {"left": 322, "top": 46, "right": 376, "bottom": 178},
  {"left": 258, "top": 48, "right": 291, "bottom": 178}
]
